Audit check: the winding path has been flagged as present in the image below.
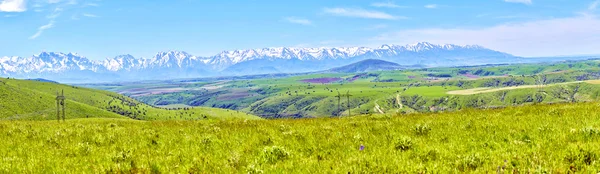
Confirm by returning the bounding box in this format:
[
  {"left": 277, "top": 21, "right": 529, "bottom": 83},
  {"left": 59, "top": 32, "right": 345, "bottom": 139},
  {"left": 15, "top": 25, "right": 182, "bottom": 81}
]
[{"left": 446, "top": 81, "right": 597, "bottom": 95}]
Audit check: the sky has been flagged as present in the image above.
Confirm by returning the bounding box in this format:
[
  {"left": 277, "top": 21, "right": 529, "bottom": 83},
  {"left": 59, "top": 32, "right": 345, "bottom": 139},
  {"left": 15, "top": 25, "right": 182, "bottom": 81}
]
[{"left": 1, "top": 0, "right": 600, "bottom": 60}]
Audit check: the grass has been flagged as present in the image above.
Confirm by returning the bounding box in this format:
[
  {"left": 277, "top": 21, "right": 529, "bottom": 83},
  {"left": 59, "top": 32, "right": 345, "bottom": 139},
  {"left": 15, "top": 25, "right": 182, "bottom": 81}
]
[
  {"left": 0, "top": 102, "right": 599, "bottom": 173},
  {"left": 2, "top": 60, "right": 600, "bottom": 172},
  {"left": 0, "top": 78, "right": 260, "bottom": 120}
]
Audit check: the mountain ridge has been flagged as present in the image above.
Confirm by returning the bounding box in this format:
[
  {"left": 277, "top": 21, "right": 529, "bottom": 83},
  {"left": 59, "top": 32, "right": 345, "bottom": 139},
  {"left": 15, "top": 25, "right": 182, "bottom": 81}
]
[
  {"left": 326, "top": 59, "right": 407, "bottom": 73},
  {"left": 0, "top": 42, "right": 560, "bottom": 82}
]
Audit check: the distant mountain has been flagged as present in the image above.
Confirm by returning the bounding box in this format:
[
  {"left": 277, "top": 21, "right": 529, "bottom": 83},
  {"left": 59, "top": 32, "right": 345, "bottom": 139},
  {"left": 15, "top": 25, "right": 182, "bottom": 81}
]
[
  {"left": 327, "top": 59, "right": 407, "bottom": 73},
  {"left": 0, "top": 42, "right": 587, "bottom": 82}
]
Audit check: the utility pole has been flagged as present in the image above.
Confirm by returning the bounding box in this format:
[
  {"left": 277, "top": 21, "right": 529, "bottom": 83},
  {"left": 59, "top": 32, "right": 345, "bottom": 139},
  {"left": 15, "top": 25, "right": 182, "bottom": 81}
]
[
  {"left": 335, "top": 91, "right": 353, "bottom": 117},
  {"left": 346, "top": 90, "right": 352, "bottom": 117},
  {"left": 56, "top": 90, "right": 66, "bottom": 121},
  {"left": 336, "top": 91, "right": 341, "bottom": 117}
]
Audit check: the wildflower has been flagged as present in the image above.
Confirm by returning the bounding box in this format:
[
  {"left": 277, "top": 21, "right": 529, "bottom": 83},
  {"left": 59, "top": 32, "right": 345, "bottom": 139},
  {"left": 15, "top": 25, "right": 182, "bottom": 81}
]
[{"left": 359, "top": 144, "right": 365, "bottom": 151}]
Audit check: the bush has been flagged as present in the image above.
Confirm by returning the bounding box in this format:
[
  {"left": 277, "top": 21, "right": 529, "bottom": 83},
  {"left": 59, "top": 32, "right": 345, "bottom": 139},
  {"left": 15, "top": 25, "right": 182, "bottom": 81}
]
[
  {"left": 565, "top": 147, "right": 597, "bottom": 167},
  {"left": 261, "top": 146, "right": 290, "bottom": 163},
  {"left": 456, "top": 154, "right": 484, "bottom": 171},
  {"left": 246, "top": 164, "right": 264, "bottom": 174},
  {"left": 394, "top": 136, "right": 413, "bottom": 151},
  {"left": 580, "top": 127, "right": 600, "bottom": 137},
  {"left": 413, "top": 124, "right": 431, "bottom": 136},
  {"left": 419, "top": 149, "right": 440, "bottom": 162}
]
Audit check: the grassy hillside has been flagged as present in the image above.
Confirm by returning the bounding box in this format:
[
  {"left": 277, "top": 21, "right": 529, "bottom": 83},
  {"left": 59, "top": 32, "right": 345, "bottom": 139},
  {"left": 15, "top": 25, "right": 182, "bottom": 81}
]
[
  {"left": 101, "top": 59, "right": 600, "bottom": 118},
  {"left": 0, "top": 78, "right": 260, "bottom": 120},
  {"left": 0, "top": 102, "right": 599, "bottom": 173}
]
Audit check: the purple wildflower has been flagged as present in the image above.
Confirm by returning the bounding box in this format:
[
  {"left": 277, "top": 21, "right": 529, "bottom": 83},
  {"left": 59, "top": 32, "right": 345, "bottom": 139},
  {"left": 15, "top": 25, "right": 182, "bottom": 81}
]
[{"left": 359, "top": 145, "right": 365, "bottom": 151}]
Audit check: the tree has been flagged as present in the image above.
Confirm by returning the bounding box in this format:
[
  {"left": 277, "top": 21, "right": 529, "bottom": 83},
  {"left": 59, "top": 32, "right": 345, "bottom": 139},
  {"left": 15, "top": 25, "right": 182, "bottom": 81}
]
[
  {"left": 550, "top": 84, "right": 580, "bottom": 103},
  {"left": 497, "top": 91, "right": 508, "bottom": 103},
  {"left": 534, "top": 92, "right": 545, "bottom": 103}
]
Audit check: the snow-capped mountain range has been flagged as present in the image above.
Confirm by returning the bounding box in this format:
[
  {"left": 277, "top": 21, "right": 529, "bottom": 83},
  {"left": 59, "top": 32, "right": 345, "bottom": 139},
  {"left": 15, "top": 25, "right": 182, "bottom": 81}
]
[{"left": 0, "top": 42, "right": 575, "bottom": 82}]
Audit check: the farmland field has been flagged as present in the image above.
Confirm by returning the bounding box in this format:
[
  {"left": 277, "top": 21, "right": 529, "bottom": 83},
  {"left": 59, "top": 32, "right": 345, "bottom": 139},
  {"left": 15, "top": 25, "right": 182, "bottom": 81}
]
[
  {"left": 587, "top": 80, "right": 600, "bottom": 84},
  {"left": 446, "top": 81, "right": 591, "bottom": 95}
]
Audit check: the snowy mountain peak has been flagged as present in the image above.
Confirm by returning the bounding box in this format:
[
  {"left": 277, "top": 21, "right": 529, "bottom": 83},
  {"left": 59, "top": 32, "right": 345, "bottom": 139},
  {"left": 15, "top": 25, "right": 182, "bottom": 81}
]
[
  {"left": 150, "top": 50, "right": 200, "bottom": 68},
  {"left": 103, "top": 54, "right": 144, "bottom": 71},
  {"left": 0, "top": 42, "right": 517, "bottom": 82},
  {"left": 464, "top": 44, "right": 485, "bottom": 49},
  {"left": 154, "top": 51, "right": 197, "bottom": 61},
  {"left": 156, "top": 50, "right": 191, "bottom": 57},
  {"left": 379, "top": 44, "right": 393, "bottom": 49},
  {"left": 404, "top": 42, "right": 437, "bottom": 51}
]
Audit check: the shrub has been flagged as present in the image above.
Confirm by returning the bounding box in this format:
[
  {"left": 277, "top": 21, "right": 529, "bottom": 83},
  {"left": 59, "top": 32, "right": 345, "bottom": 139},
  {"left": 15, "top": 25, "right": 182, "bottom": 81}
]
[
  {"left": 261, "top": 146, "right": 290, "bottom": 164},
  {"left": 112, "top": 149, "right": 133, "bottom": 163},
  {"left": 246, "top": 164, "right": 264, "bottom": 174},
  {"left": 394, "top": 136, "right": 413, "bottom": 151},
  {"left": 413, "top": 124, "right": 431, "bottom": 136},
  {"left": 580, "top": 127, "right": 600, "bottom": 137},
  {"left": 456, "top": 154, "right": 484, "bottom": 171},
  {"left": 565, "top": 147, "right": 597, "bottom": 166},
  {"left": 420, "top": 149, "right": 440, "bottom": 162}
]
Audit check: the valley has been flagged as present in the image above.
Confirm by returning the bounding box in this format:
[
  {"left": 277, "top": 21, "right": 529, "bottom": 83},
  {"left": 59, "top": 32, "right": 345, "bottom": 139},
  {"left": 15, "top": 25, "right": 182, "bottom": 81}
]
[{"left": 87, "top": 58, "right": 600, "bottom": 118}]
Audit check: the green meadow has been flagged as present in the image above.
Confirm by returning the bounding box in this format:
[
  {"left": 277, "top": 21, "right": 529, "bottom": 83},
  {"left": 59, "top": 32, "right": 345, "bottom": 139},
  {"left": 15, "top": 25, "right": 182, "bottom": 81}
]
[{"left": 1, "top": 102, "right": 599, "bottom": 173}]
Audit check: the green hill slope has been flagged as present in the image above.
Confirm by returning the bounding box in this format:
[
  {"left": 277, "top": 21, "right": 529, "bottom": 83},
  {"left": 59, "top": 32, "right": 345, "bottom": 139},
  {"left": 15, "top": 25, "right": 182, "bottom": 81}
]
[
  {"left": 0, "top": 78, "right": 260, "bottom": 120},
  {"left": 1, "top": 102, "right": 599, "bottom": 172}
]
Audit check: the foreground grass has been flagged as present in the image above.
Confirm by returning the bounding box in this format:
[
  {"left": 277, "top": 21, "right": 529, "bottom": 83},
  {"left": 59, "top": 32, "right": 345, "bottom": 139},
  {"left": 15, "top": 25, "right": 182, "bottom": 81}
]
[{"left": 1, "top": 103, "right": 600, "bottom": 173}]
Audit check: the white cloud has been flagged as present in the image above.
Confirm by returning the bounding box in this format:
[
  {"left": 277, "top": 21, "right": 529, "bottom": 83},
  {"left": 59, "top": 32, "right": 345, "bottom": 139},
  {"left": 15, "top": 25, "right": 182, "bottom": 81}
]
[
  {"left": 371, "top": 2, "right": 407, "bottom": 8},
  {"left": 46, "top": 7, "right": 62, "bottom": 19},
  {"left": 504, "top": 0, "right": 532, "bottom": 5},
  {"left": 4, "top": 14, "right": 16, "bottom": 17},
  {"left": 371, "top": 15, "right": 600, "bottom": 57},
  {"left": 590, "top": 0, "right": 599, "bottom": 10},
  {"left": 83, "top": 13, "right": 98, "bottom": 17},
  {"left": 323, "top": 7, "right": 406, "bottom": 20},
  {"left": 48, "top": 0, "right": 61, "bottom": 4},
  {"left": 424, "top": 4, "right": 438, "bottom": 9},
  {"left": 284, "top": 17, "right": 312, "bottom": 25},
  {"left": 0, "top": 0, "right": 27, "bottom": 12},
  {"left": 84, "top": 3, "right": 98, "bottom": 7},
  {"left": 578, "top": 0, "right": 599, "bottom": 17},
  {"left": 29, "top": 20, "right": 55, "bottom": 39}
]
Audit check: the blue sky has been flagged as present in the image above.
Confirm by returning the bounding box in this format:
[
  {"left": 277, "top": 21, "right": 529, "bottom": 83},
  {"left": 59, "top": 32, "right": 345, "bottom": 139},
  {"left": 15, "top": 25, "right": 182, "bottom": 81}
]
[{"left": 1, "top": 0, "right": 599, "bottom": 59}]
